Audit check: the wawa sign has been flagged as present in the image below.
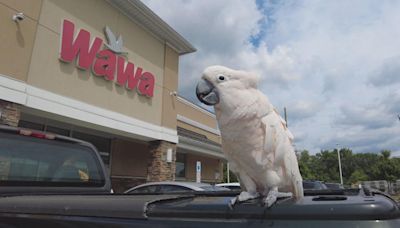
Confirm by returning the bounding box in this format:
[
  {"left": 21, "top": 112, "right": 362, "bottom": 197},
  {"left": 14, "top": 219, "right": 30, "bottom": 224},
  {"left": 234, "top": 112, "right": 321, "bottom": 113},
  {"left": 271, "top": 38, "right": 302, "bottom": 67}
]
[{"left": 59, "top": 19, "right": 155, "bottom": 97}]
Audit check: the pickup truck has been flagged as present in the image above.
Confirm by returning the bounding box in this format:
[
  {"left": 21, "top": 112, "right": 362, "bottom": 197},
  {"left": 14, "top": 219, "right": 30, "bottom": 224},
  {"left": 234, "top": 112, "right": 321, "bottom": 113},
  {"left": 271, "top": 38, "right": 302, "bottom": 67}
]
[
  {"left": 0, "top": 126, "right": 399, "bottom": 227},
  {"left": 0, "top": 125, "right": 111, "bottom": 195}
]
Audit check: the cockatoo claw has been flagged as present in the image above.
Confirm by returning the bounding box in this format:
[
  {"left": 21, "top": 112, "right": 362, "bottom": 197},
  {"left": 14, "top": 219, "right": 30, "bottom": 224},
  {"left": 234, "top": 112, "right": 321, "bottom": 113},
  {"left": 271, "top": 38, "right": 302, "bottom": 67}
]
[
  {"left": 263, "top": 190, "right": 293, "bottom": 208},
  {"left": 229, "top": 191, "right": 260, "bottom": 209}
]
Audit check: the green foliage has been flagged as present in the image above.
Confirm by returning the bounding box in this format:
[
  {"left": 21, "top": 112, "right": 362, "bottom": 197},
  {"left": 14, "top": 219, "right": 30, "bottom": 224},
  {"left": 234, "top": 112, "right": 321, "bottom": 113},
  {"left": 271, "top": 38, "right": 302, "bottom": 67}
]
[
  {"left": 297, "top": 149, "right": 400, "bottom": 184},
  {"left": 348, "top": 170, "right": 368, "bottom": 184}
]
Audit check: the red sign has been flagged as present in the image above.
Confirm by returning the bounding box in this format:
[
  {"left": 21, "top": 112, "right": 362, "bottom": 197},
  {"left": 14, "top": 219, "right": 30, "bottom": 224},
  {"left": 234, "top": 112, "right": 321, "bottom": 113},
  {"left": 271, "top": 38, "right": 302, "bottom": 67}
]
[{"left": 59, "top": 19, "right": 155, "bottom": 97}]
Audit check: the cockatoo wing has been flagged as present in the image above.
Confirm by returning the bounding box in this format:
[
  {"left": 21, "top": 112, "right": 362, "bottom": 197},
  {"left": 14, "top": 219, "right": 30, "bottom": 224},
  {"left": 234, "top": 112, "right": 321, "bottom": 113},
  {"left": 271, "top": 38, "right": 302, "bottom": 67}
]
[
  {"left": 261, "top": 110, "right": 303, "bottom": 199},
  {"left": 274, "top": 109, "right": 294, "bottom": 142}
]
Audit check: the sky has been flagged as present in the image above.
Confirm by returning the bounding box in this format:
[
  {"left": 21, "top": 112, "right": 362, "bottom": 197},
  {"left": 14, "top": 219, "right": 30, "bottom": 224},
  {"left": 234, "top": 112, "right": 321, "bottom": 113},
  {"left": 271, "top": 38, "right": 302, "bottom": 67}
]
[{"left": 142, "top": 0, "right": 400, "bottom": 156}]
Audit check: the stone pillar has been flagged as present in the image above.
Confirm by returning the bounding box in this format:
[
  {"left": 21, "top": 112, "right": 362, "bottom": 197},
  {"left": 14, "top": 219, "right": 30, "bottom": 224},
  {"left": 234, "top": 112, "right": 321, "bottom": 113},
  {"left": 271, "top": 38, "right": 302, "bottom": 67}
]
[
  {"left": 0, "top": 100, "right": 21, "bottom": 127},
  {"left": 147, "top": 140, "right": 176, "bottom": 182}
]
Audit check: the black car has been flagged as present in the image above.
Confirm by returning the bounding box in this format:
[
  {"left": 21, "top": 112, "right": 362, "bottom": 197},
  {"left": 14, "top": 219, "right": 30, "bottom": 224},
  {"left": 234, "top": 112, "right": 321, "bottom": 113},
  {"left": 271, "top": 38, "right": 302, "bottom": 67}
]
[
  {"left": 303, "top": 180, "right": 328, "bottom": 190},
  {"left": 325, "top": 182, "right": 344, "bottom": 190},
  {"left": 0, "top": 187, "right": 399, "bottom": 227}
]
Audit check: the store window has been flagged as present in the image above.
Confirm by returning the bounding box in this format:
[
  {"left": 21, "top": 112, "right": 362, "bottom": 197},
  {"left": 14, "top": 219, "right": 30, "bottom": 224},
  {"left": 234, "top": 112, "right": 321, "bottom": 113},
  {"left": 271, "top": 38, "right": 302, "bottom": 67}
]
[
  {"left": 175, "top": 153, "right": 186, "bottom": 178},
  {"left": 18, "top": 120, "right": 44, "bottom": 131},
  {"left": 46, "top": 125, "right": 70, "bottom": 136},
  {"left": 19, "top": 122, "right": 70, "bottom": 137}
]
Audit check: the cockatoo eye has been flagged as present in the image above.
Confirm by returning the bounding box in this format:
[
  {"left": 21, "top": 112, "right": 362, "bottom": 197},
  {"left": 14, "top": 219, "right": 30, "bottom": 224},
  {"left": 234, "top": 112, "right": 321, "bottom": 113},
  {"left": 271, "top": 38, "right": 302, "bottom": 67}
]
[{"left": 217, "top": 75, "right": 226, "bottom": 81}]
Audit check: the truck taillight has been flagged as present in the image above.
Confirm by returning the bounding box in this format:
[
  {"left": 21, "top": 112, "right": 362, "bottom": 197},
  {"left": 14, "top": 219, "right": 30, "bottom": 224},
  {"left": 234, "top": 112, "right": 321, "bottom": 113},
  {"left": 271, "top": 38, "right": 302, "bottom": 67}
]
[{"left": 19, "top": 129, "right": 55, "bottom": 140}]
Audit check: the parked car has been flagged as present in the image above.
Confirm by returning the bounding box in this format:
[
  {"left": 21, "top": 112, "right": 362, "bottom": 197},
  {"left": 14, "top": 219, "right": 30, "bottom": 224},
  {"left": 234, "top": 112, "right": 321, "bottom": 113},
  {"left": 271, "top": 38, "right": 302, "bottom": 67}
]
[
  {"left": 0, "top": 125, "right": 111, "bottom": 195},
  {"left": 124, "top": 181, "right": 229, "bottom": 194},
  {"left": 303, "top": 180, "right": 328, "bottom": 190},
  {"left": 0, "top": 187, "right": 399, "bottom": 227},
  {"left": 325, "top": 182, "right": 344, "bottom": 190},
  {"left": 216, "top": 182, "right": 241, "bottom": 191}
]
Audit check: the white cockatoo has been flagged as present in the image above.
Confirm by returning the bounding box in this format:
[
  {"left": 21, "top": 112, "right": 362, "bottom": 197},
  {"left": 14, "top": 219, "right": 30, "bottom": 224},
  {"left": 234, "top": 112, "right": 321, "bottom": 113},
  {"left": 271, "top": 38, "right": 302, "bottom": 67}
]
[{"left": 196, "top": 65, "right": 303, "bottom": 207}]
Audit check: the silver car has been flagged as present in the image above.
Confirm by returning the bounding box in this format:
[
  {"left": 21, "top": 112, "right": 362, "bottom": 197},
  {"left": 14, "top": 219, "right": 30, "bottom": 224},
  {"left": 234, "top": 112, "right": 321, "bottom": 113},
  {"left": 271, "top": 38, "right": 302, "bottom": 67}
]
[
  {"left": 124, "top": 181, "right": 229, "bottom": 194},
  {"left": 216, "top": 182, "right": 241, "bottom": 191}
]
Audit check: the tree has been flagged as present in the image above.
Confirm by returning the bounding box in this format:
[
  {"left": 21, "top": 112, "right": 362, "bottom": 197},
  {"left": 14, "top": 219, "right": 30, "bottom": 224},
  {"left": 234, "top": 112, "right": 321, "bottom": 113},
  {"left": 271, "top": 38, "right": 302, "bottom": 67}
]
[
  {"left": 381, "top": 150, "right": 391, "bottom": 160},
  {"left": 296, "top": 149, "right": 400, "bottom": 184},
  {"left": 223, "top": 163, "right": 238, "bottom": 183},
  {"left": 375, "top": 150, "right": 398, "bottom": 182},
  {"left": 299, "top": 150, "right": 316, "bottom": 180},
  {"left": 349, "top": 170, "right": 368, "bottom": 184}
]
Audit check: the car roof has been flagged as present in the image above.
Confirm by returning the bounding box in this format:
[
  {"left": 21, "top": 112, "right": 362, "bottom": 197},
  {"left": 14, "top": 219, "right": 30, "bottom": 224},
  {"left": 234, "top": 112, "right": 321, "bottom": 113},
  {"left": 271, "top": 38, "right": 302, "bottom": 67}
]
[
  {"left": 3, "top": 188, "right": 399, "bottom": 221},
  {"left": 216, "top": 182, "right": 240, "bottom": 187}
]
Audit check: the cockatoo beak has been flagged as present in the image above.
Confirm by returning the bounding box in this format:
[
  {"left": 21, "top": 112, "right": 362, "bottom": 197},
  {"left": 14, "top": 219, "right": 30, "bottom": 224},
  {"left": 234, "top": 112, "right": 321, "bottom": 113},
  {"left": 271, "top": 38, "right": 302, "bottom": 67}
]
[{"left": 196, "top": 79, "right": 219, "bottom": 105}]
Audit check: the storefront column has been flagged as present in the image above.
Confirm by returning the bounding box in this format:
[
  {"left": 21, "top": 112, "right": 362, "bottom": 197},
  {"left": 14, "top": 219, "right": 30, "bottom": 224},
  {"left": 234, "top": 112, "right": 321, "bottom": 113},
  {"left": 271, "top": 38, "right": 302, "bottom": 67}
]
[
  {"left": 147, "top": 140, "right": 176, "bottom": 182},
  {"left": 0, "top": 100, "right": 21, "bottom": 127}
]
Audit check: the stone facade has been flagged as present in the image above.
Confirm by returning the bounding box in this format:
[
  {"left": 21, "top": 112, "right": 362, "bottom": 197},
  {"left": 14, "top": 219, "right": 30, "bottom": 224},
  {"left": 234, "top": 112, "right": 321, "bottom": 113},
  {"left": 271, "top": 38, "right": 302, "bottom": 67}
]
[
  {"left": 147, "top": 140, "right": 176, "bottom": 182},
  {"left": 0, "top": 100, "right": 21, "bottom": 127}
]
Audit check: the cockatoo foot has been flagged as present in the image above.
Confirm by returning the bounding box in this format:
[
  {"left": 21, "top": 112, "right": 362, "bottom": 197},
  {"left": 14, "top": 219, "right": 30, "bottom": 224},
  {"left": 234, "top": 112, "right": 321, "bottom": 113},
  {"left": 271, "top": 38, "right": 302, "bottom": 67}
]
[
  {"left": 264, "top": 190, "right": 292, "bottom": 208},
  {"left": 229, "top": 191, "right": 260, "bottom": 208}
]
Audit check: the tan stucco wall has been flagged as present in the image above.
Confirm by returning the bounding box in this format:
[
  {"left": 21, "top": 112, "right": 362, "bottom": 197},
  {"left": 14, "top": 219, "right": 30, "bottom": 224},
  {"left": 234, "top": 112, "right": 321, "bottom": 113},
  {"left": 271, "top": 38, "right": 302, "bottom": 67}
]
[
  {"left": 0, "top": 0, "right": 41, "bottom": 81},
  {"left": 26, "top": 0, "right": 170, "bottom": 126},
  {"left": 177, "top": 99, "right": 218, "bottom": 129},
  {"left": 185, "top": 154, "right": 223, "bottom": 183},
  {"left": 176, "top": 98, "right": 221, "bottom": 144},
  {"left": 161, "top": 46, "right": 179, "bottom": 129},
  {"left": 111, "top": 139, "right": 149, "bottom": 177}
]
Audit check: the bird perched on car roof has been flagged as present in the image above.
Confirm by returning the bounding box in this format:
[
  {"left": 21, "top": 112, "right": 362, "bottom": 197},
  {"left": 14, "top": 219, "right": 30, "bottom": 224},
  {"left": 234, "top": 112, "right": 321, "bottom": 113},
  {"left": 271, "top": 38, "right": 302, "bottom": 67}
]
[{"left": 196, "top": 65, "right": 303, "bottom": 207}]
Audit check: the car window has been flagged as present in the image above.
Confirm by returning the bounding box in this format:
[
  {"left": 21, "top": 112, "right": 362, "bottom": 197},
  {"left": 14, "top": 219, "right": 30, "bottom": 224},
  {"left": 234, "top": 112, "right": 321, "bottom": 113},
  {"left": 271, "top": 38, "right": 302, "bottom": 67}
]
[
  {"left": 303, "top": 181, "right": 327, "bottom": 190},
  {"left": 225, "top": 186, "right": 241, "bottom": 191},
  {"left": 0, "top": 132, "right": 104, "bottom": 187},
  {"left": 303, "top": 182, "right": 316, "bottom": 189},
  {"left": 160, "top": 185, "right": 192, "bottom": 192},
  {"left": 200, "top": 185, "right": 229, "bottom": 191}
]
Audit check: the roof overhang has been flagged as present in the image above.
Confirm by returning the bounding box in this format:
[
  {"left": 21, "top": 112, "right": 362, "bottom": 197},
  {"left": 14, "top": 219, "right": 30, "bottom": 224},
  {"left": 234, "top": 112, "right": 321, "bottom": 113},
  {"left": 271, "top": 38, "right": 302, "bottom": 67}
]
[
  {"left": 106, "top": 0, "right": 196, "bottom": 55},
  {"left": 178, "top": 136, "right": 225, "bottom": 160}
]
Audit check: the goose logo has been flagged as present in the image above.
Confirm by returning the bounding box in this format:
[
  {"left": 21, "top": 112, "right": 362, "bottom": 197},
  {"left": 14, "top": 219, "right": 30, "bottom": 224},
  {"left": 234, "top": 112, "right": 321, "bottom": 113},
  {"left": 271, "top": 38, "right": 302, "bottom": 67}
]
[
  {"left": 104, "top": 26, "right": 127, "bottom": 55},
  {"left": 59, "top": 19, "right": 155, "bottom": 97}
]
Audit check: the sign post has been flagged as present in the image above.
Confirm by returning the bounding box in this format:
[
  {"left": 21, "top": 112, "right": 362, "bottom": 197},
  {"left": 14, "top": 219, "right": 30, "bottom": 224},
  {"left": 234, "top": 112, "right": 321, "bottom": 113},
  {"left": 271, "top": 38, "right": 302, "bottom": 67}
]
[{"left": 196, "top": 161, "right": 201, "bottom": 183}]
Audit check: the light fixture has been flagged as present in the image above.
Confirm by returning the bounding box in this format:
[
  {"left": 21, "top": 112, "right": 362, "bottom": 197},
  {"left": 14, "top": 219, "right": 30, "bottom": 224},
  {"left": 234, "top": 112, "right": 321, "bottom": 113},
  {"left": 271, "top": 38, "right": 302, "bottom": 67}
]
[
  {"left": 166, "top": 148, "right": 173, "bottom": 163},
  {"left": 12, "top": 12, "right": 25, "bottom": 22}
]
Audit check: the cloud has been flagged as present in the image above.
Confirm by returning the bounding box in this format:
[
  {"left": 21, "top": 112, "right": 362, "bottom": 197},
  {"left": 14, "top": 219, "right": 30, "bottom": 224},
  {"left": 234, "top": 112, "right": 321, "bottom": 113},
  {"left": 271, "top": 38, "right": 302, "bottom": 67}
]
[
  {"left": 336, "top": 104, "right": 395, "bottom": 130},
  {"left": 382, "top": 91, "right": 400, "bottom": 114},
  {"left": 142, "top": 0, "right": 400, "bottom": 154},
  {"left": 142, "top": 0, "right": 299, "bottom": 99},
  {"left": 369, "top": 56, "right": 400, "bottom": 87},
  {"left": 320, "top": 126, "right": 400, "bottom": 153},
  {"left": 283, "top": 100, "right": 322, "bottom": 124}
]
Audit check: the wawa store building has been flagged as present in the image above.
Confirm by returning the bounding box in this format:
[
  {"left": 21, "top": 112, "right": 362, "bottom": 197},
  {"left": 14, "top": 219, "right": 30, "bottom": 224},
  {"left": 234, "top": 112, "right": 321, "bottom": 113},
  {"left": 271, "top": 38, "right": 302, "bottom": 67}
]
[{"left": 0, "top": 0, "right": 224, "bottom": 192}]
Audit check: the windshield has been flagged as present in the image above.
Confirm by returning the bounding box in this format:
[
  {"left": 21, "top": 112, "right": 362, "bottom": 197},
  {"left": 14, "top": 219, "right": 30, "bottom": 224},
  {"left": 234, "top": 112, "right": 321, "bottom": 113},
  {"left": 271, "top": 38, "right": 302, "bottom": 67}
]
[{"left": 0, "top": 132, "right": 105, "bottom": 187}]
